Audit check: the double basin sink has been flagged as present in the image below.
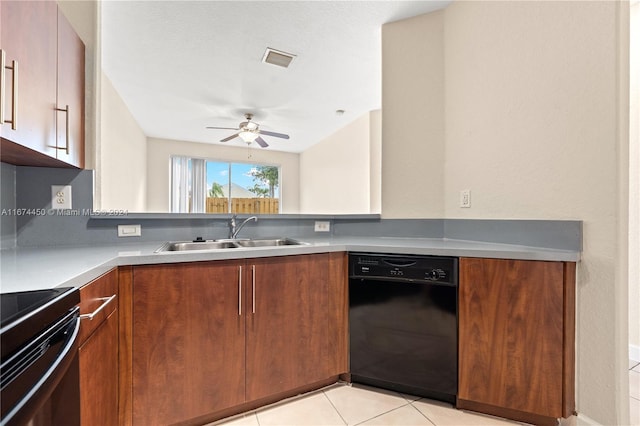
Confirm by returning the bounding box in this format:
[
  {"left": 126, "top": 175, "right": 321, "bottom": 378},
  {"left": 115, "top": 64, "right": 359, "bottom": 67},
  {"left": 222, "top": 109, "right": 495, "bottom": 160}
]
[{"left": 155, "top": 238, "right": 307, "bottom": 253}]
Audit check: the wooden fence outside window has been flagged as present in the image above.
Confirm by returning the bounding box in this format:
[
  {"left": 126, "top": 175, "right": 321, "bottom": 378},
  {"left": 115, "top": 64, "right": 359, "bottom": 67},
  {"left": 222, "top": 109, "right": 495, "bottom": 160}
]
[{"left": 206, "top": 197, "right": 279, "bottom": 214}]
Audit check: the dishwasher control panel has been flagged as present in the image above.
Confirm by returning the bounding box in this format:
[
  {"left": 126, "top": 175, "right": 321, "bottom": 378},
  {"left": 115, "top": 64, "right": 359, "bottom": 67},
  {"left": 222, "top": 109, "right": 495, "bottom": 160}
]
[{"left": 349, "top": 253, "right": 458, "bottom": 285}]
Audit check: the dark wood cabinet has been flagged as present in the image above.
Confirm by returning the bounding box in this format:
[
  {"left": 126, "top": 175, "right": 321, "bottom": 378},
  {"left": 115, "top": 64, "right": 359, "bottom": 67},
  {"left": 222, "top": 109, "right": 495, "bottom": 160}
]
[
  {"left": 245, "top": 255, "right": 330, "bottom": 401},
  {"left": 457, "top": 257, "right": 575, "bottom": 426},
  {"left": 125, "top": 253, "right": 348, "bottom": 425},
  {"left": 131, "top": 260, "right": 246, "bottom": 425},
  {"left": 0, "top": 1, "right": 85, "bottom": 168},
  {"left": 78, "top": 269, "right": 119, "bottom": 426}
]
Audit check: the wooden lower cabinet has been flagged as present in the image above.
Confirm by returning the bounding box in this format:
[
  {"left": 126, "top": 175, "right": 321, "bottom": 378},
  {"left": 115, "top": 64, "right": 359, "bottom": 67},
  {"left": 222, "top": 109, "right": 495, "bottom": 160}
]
[
  {"left": 131, "top": 260, "right": 245, "bottom": 425},
  {"left": 127, "top": 253, "right": 347, "bottom": 425},
  {"left": 78, "top": 269, "right": 119, "bottom": 426},
  {"left": 457, "top": 257, "right": 575, "bottom": 426},
  {"left": 245, "top": 255, "right": 330, "bottom": 401}
]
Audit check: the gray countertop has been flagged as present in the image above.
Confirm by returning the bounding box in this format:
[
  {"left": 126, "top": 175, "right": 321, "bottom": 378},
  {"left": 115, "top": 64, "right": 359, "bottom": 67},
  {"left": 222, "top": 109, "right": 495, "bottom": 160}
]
[{"left": 0, "top": 236, "right": 580, "bottom": 293}]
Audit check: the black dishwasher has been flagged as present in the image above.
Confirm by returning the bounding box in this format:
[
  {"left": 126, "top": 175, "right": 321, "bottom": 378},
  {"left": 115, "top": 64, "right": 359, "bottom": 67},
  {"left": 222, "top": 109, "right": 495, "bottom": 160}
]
[{"left": 349, "top": 253, "right": 458, "bottom": 403}]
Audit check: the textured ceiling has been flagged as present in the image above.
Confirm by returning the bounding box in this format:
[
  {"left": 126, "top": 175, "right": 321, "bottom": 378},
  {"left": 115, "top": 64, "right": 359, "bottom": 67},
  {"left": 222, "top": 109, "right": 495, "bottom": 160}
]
[{"left": 101, "top": 1, "right": 450, "bottom": 153}]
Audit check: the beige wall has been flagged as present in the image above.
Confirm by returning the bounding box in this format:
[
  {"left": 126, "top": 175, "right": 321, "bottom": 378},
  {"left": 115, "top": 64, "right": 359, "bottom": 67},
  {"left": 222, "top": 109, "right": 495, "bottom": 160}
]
[
  {"left": 370, "top": 109, "right": 382, "bottom": 214},
  {"left": 383, "top": 2, "right": 630, "bottom": 424},
  {"left": 146, "top": 138, "right": 300, "bottom": 213},
  {"left": 299, "top": 111, "right": 379, "bottom": 214},
  {"left": 382, "top": 10, "right": 445, "bottom": 218},
  {"left": 99, "top": 73, "right": 147, "bottom": 211},
  {"left": 630, "top": 1, "right": 640, "bottom": 357}
]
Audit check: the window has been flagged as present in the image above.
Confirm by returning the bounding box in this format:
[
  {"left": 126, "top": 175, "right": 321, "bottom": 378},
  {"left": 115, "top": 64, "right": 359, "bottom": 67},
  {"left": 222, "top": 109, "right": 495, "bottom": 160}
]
[{"left": 171, "top": 156, "right": 280, "bottom": 214}]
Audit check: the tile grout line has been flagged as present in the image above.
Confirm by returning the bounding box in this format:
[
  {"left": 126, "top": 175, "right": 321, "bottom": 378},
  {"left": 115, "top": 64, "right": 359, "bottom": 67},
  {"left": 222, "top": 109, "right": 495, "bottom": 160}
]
[
  {"left": 350, "top": 401, "right": 413, "bottom": 426},
  {"left": 408, "top": 401, "right": 438, "bottom": 426},
  {"left": 321, "top": 389, "right": 348, "bottom": 426}
]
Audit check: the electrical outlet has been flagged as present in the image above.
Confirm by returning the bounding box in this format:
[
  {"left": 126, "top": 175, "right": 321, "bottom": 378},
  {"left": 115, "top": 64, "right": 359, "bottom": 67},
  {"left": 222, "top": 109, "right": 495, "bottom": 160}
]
[
  {"left": 314, "top": 221, "right": 331, "bottom": 232},
  {"left": 118, "top": 224, "right": 141, "bottom": 237},
  {"left": 460, "top": 189, "right": 471, "bottom": 208},
  {"left": 51, "top": 185, "right": 72, "bottom": 209}
]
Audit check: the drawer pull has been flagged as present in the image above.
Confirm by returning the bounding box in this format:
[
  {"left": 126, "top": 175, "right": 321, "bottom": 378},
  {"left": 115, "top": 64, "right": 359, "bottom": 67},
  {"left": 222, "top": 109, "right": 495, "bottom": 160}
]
[{"left": 80, "top": 295, "right": 116, "bottom": 320}]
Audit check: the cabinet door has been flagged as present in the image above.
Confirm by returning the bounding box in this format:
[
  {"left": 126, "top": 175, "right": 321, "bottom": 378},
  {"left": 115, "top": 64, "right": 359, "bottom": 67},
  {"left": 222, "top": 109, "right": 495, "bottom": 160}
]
[
  {"left": 0, "top": 1, "right": 57, "bottom": 157},
  {"left": 458, "top": 258, "right": 566, "bottom": 418},
  {"left": 55, "top": 8, "right": 84, "bottom": 168},
  {"left": 246, "top": 254, "right": 330, "bottom": 401},
  {"left": 132, "top": 261, "right": 245, "bottom": 425},
  {"left": 78, "top": 269, "right": 119, "bottom": 426},
  {"left": 79, "top": 310, "right": 119, "bottom": 426}
]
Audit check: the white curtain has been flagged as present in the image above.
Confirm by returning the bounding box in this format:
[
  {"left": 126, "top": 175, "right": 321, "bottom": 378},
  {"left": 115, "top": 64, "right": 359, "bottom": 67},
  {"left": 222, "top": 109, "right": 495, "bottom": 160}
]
[
  {"left": 170, "top": 156, "right": 190, "bottom": 213},
  {"left": 191, "top": 158, "right": 206, "bottom": 213}
]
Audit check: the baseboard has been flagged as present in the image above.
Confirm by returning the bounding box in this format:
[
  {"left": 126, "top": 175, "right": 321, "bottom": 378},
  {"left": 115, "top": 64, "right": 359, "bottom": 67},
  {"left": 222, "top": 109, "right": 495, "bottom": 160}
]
[
  {"left": 576, "top": 413, "right": 603, "bottom": 425},
  {"left": 630, "top": 343, "right": 640, "bottom": 363}
]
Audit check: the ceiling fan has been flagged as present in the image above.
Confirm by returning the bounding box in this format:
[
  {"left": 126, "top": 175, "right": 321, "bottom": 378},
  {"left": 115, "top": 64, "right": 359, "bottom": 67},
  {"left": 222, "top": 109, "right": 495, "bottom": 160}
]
[{"left": 206, "top": 113, "right": 290, "bottom": 148}]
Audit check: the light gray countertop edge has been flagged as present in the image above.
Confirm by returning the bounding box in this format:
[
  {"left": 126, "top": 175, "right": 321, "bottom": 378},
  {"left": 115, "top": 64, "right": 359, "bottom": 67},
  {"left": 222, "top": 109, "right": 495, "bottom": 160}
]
[{"left": 0, "top": 237, "right": 581, "bottom": 293}]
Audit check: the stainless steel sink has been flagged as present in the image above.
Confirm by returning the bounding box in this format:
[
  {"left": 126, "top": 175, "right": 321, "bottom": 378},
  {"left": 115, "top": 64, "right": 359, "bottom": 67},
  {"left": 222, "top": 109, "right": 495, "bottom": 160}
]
[
  {"left": 156, "top": 240, "right": 240, "bottom": 252},
  {"left": 235, "top": 238, "right": 306, "bottom": 247},
  {"left": 155, "top": 238, "right": 307, "bottom": 253}
]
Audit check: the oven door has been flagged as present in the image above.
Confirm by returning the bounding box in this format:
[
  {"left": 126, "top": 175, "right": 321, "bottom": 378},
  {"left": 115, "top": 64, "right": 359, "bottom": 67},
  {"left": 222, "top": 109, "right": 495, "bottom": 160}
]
[{"left": 1, "top": 307, "right": 81, "bottom": 426}]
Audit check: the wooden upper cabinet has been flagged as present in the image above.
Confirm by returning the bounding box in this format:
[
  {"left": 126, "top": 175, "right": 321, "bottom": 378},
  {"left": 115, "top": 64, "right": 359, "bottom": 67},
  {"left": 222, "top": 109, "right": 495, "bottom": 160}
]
[
  {"left": 0, "top": 0, "right": 58, "bottom": 158},
  {"left": 458, "top": 257, "right": 575, "bottom": 425},
  {"left": 55, "top": 8, "right": 85, "bottom": 168},
  {"left": 0, "top": 1, "right": 85, "bottom": 168}
]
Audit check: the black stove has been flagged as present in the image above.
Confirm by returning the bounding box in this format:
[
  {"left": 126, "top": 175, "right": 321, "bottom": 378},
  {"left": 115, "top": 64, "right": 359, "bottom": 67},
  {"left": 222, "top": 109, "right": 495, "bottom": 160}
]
[
  {"left": 1, "top": 288, "right": 79, "bottom": 359},
  {"left": 1, "top": 287, "right": 80, "bottom": 426}
]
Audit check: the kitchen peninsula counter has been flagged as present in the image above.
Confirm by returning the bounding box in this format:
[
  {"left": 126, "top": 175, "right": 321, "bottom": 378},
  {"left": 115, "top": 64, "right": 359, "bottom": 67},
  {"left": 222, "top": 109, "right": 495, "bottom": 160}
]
[{"left": 0, "top": 236, "right": 580, "bottom": 293}]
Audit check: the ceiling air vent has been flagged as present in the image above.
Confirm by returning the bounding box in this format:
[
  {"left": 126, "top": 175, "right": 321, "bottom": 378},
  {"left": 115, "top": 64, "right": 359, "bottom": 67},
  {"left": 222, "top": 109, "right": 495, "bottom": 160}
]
[{"left": 262, "top": 48, "right": 296, "bottom": 68}]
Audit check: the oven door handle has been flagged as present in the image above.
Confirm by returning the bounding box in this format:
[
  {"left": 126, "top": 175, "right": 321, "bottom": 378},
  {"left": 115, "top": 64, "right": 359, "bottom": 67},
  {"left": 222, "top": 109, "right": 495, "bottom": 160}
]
[{"left": 1, "top": 309, "right": 81, "bottom": 426}]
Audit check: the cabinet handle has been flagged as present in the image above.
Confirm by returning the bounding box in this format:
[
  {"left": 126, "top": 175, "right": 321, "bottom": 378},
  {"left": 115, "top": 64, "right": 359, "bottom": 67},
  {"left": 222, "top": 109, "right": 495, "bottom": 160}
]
[
  {"left": 238, "top": 265, "right": 243, "bottom": 316},
  {"left": 80, "top": 295, "right": 116, "bottom": 320},
  {"left": 0, "top": 50, "right": 4, "bottom": 124},
  {"left": 252, "top": 265, "right": 256, "bottom": 314},
  {"left": 55, "top": 105, "right": 70, "bottom": 154},
  {"left": 1, "top": 50, "right": 18, "bottom": 130}
]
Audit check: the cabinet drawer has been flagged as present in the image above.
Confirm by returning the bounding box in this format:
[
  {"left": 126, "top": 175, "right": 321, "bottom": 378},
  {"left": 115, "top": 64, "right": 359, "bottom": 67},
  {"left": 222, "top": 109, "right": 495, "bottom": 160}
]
[{"left": 79, "top": 269, "right": 118, "bottom": 345}]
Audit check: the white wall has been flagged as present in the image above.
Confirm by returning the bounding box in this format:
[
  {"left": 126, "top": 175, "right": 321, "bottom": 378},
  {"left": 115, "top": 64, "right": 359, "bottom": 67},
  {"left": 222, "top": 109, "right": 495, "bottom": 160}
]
[
  {"left": 383, "top": 2, "right": 630, "bottom": 424},
  {"left": 381, "top": 10, "right": 445, "bottom": 218},
  {"left": 299, "top": 112, "right": 378, "bottom": 214},
  {"left": 99, "top": 73, "right": 147, "bottom": 211},
  {"left": 146, "top": 137, "right": 300, "bottom": 213}
]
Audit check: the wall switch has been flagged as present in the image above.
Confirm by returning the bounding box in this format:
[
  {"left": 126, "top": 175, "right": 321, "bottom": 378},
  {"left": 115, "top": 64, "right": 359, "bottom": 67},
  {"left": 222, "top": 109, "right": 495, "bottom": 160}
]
[
  {"left": 314, "top": 221, "right": 331, "bottom": 232},
  {"left": 51, "top": 185, "right": 72, "bottom": 209},
  {"left": 118, "top": 224, "right": 141, "bottom": 237},
  {"left": 460, "top": 189, "right": 471, "bottom": 208}
]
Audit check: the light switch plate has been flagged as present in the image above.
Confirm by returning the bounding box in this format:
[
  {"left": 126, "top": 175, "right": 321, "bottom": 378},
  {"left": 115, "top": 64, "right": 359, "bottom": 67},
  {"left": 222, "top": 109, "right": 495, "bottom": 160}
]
[
  {"left": 51, "top": 185, "right": 72, "bottom": 209},
  {"left": 460, "top": 189, "right": 471, "bottom": 208},
  {"left": 118, "top": 224, "right": 142, "bottom": 237}
]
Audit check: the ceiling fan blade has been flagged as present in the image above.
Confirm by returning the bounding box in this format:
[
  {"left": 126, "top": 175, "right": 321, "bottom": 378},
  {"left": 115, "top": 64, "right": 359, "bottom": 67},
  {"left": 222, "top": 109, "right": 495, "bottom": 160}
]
[
  {"left": 220, "top": 133, "right": 240, "bottom": 142},
  {"left": 254, "top": 136, "right": 269, "bottom": 148},
  {"left": 258, "top": 130, "right": 289, "bottom": 140},
  {"left": 207, "top": 126, "right": 240, "bottom": 130}
]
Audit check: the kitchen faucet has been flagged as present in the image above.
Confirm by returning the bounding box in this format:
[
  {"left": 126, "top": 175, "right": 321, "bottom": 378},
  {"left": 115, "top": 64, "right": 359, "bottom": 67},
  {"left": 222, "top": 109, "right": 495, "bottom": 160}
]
[{"left": 228, "top": 214, "right": 258, "bottom": 239}]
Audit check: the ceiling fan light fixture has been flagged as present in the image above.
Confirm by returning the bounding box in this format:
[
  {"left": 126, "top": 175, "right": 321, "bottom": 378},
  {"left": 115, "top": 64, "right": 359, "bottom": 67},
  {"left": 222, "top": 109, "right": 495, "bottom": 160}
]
[
  {"left": 262, "top": 47, "right": 296, "bottom": 68},
  {"left": 239, "top": 130, "right": 258, "bottom": 143}
]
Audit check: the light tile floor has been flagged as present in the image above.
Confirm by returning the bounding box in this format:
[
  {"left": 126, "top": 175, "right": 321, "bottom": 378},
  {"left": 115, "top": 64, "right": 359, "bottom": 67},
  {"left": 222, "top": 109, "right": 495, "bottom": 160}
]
[
  {"left": 631, "top": 360, "right": 640, "bottom": 426},
  {"left": 210, "top": 362, "right": 640, "bottom": 426},
  {"left": 210, "top": 383, "right": 524, "bottom": 426}
]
